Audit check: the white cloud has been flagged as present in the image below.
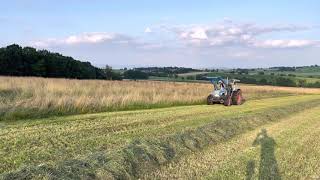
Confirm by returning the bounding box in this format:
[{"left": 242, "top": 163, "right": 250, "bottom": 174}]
[
  {"left": 144, "top": 27, "right": 152, "bottom": 33},
  {"left": 64, "top": 33, "right": 115, "bottom": 44},
  {"left": 253, "top": 40, "right": 319, "bottom": 48},
  {"left": 31, "top": 32, "right": 133, "bottom": 47},
  {"left": 188, "top": 27, "right": 208, "bottom": 40},
  {"left": 32, "top": 21, "right": 319, "bottom": 51},
  {"left": 13, "top": 17, "right": 318, "bottom": 68},
  {"left": 154, "top": 21, "right": 316, "bottom": 49}
]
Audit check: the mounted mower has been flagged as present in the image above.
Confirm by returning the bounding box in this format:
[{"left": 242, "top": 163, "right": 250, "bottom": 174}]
[{"left": 206, "top": 77, "right": 245, "bottom": 106}]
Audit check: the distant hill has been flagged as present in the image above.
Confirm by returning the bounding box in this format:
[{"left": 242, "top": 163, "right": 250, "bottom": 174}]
[{"left": 0, "top": 44, "right": 106, "bottom": 79}]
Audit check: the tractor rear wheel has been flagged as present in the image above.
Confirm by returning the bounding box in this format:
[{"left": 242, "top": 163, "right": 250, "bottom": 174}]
[
  {"left": 207, "top": 94, "right": 214, "bottom": 105},
  {"left": 232, "top": 89, "right": 244, "bottom": 105},
  {"left": 223, "top": 95, "right": 232, "bottom": 106}
]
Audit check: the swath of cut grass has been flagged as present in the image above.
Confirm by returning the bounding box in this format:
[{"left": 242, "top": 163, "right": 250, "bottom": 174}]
[
  {"left": 144, "top": 106, "right": 320, "bottom": 179},
  {"left": 2, "top": 95, "right": 320, "bottom": 179},
  {"left": 0, "top": 95, "right": 316, "bottom": 174},
  {"left": 206, "top": 106, "right": 320, "bottom": 179},
  {"left": 1, "top": 76, "right": 320, "bottom": 121}
]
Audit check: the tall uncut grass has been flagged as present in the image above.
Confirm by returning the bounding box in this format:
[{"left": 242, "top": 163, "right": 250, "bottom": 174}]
[{"left": 1, "top": 76, "right": 320, "bottom": 120}]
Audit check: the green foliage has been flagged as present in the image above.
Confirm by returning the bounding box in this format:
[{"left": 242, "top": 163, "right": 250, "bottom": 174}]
[
  {"left": 134, "top": 67, "right": 199, "bottom": 77},
  {"left": 203, "top": 71, "right": 320, "bottom": 88},
  {"left": 0, "top": 44, "right": 110, "bottom": 79},
  {"left": 103, "top": 65, "right": 122, "bottom": 80},
  {"left": 123, "top": 70, "right": 148, "bottom": 79},
  {"left": 186, "top": 76, "right": 196, "bottom": 80},
  {"left": 274, "top": 77, "right": 296, "bottom": 87}
]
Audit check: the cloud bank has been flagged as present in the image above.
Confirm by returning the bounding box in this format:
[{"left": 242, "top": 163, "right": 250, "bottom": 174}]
[
  {"left": 32, "top": 21, "right": 318, "bottom": 50},
  {"left": 29, "top": 19, "right": 320, "bottom": 68},
  {"left": 153, "top": 21, "right": 317, "bottom": 48},
  {"left": 32, "top": 32, "right": 134, "bottom": 47}
]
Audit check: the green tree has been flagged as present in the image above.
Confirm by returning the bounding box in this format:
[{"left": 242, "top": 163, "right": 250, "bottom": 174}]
[
  {"left": 123, "top": 70, "right": 148, "bottom": 80},
  {"left": 0, "top": 44, "right": 107, "bottom": 80},
  {"left": 104, "top": 65, "right": 113, "bottom": 80}
]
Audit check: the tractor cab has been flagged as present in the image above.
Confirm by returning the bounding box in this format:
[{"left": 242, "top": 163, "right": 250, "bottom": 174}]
[{"left": 207, "top": 77, "right": 228, "bottom": 97}]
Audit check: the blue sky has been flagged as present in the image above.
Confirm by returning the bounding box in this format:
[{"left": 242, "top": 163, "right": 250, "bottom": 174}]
[{"left": 1, "top": 0, "right": 319, "bottom": 68}]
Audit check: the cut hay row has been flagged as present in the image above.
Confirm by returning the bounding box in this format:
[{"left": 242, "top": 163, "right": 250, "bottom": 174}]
[
  {"left": 2, "top": 95, "right": 320, "bottom": 179},
  {"left": 146, "top": 106, "right": 320, "bottom": 179},
  {"left": 1, "top": 76, "right": 320, "bottom": 121}
]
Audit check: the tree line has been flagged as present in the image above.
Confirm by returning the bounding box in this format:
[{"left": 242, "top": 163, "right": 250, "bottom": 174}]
[
  {"left": 195, "top": 73, "right": 320, "bottom": 88},
  {"left": 0, "top": 44, "right": 153, "bottom": 80},
  {"left": 0, "top": 44, "right": 109, "bottom": 79}
]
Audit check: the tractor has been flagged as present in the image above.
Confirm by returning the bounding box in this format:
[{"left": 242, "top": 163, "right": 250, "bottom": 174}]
[{"left": 206, "top": 77, "right": 245, "bottom": 106}]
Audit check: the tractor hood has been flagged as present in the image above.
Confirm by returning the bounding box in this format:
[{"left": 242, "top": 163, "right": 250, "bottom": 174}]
[{"left": 211, "top": 90, "right": 226, "bottom": 97}]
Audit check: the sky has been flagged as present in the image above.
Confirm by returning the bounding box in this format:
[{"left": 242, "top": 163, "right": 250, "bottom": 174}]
[{"left": 1, "top": 0, "right": 319, "bottom": 68}]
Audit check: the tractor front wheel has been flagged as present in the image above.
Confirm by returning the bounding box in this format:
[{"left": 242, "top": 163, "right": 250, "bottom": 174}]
[
  {"left": 232, "top": 89, "right": 244, "bottom": 105},
  {"left": 207, "top": 94, "right": 214, "bottom": 105}
]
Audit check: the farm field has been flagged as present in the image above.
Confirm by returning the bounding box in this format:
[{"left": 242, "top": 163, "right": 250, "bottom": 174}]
[
  {"left": 1, "top": 77, "right": 320, "bottom": 179},
  {"left": 2, "top": 1, "right": 320, "bottom": 179},
  {"left": 3, "top": 76, "right": 320, "bottom": 121},
  {"left": 146, "top": 106, "right": 320, "bottom": 179}
]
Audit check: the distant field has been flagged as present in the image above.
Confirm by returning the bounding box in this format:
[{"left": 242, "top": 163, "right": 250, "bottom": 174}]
[
  {"left": 3, "top": 76, "right": 319, "bottom": 121},
  {"left": 296, "top": 72, "right": 320, "bottom": 77},
  {"left": 171, "top": 68, "right": 320, "bottom": 87},
  {"left": 265, "top": 70, "right": 320, "bottom": 78},
  {"left": 177, "top": 71, "right": 209, "bottom": 77}
]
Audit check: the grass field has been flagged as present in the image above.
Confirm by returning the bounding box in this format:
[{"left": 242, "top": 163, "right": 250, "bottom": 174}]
[
  {"left": 1, "top": 77, "right": 320, "bottom": 179},
  {"left": 3, "top": 76, "right": 320, "bottom": 121},
  {"left": 1, "top": 95, "right": 320, "bottom": 178},
  {"left": 146, "top": 106, "right": 320, "bottom": 179},
  {"left": 0, "top": 76, "right": 211, "bottom": 120}
]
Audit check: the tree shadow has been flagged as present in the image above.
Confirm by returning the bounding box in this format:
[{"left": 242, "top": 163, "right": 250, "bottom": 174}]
[{"left": 246, "top": 129, "right": 281, "bottom": 180}]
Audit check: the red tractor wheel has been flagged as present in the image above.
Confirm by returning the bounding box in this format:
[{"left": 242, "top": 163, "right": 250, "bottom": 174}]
[{"left": 232, "top": 89, "right": 244, "bottom": 105}]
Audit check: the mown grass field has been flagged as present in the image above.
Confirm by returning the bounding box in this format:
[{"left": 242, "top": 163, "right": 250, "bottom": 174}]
[
  {"left": 146, "top": 106, "right": 320, "bottom": 179},
  {"left": 1, "top": 77, "right": 320, "bottom": 179}
]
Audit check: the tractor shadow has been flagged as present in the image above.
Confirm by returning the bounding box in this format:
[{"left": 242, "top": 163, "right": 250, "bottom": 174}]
[{"left": 246, "top": 129, "right": 281, "bottom": 180}]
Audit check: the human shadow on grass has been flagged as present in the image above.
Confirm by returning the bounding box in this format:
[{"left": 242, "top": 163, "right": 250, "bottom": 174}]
[{"left": 246, "top": 129, "right": 281, "bottom": 180}]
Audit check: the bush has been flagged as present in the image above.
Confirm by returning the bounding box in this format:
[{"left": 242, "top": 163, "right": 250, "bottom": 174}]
[
  {"left": 259, "top": 78, "right": 268, "bottom": 85},
  {"left": 186, "top": 76, "right": 195, "bottom": 80},
  {"left": 123, "top": 70, "right": 148, "bottom": 80},
  {"left": 274, "top": 77, "right": 296, "bottom": 87}
]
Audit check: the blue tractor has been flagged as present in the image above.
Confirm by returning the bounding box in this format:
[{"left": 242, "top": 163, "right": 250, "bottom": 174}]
[{"left": 206, "top": 77, "right": 245, "bottom": 106}]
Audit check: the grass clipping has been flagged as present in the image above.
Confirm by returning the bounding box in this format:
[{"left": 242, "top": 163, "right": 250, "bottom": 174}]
[{"left": 2, "top": 99, "right": 320, "bottom": 180}]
